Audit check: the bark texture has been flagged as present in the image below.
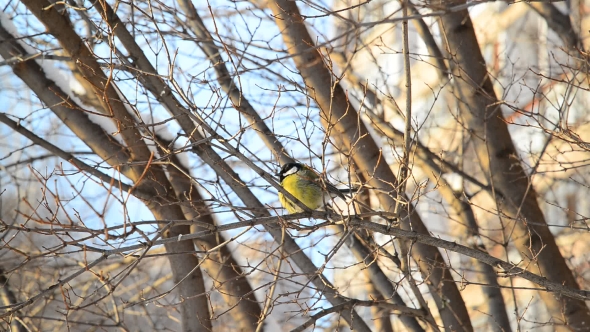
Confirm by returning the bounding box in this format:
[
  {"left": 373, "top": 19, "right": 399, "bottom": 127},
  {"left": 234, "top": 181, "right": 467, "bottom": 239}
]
[
  {"left": 438, "top": 7, "right": 590, "bottom": 331},
  {"left": 269, "top": 1, "right": 474, "bottom": 330}
]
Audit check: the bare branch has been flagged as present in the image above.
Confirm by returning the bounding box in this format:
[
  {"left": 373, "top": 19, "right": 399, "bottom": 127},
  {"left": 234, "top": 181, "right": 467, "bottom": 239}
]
[
  {"left": 528, "top": 2, "right": 581, "bottom": 51},
  {"left": 291, "top": 299, "right": 426, "bottom": 332},
  {"left": 438, "top": 5, "right": 590, "bottom": 328},
  {"left": 268, "top": 1, "right": 473, "bottom": 329}
]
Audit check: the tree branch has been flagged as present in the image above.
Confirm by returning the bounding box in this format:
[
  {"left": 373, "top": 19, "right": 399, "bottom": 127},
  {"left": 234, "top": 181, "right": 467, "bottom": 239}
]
[
  {"left": 0, "top": 13, "right": 211, "bottom": 330},
  {"left": 438, "top": 4, "right": 590, "bottom": 329},
  {"left": 528, "top": 2, "right": 581, "bottom": 51},
  {"left": 268, "top": 1, "right": 474, "bottom": 329}
]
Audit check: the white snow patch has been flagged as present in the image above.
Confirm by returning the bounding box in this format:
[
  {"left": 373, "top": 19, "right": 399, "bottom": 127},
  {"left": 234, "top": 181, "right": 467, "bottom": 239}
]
[
  {"left": 0, "top": 13, "right": 36, "bottom": 55},
  {"left": 68, "top": 76, "right": 87, "bottom": 96}
]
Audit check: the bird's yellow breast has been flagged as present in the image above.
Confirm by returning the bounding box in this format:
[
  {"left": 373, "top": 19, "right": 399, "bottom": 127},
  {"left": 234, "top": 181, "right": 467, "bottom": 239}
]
[{"left": 279, "top": 174, "right": 322, "bottom": 213}]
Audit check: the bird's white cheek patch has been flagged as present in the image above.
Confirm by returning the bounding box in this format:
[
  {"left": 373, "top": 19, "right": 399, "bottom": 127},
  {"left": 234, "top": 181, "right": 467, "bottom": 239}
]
[{"left": 283, "top": 167, "right": 298, "bottom": 176}]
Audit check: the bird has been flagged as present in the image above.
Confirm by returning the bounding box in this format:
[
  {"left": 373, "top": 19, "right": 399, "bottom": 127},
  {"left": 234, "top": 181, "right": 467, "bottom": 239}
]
[{"left": 277, "top": 162, "right": 355, "bottom": 213}]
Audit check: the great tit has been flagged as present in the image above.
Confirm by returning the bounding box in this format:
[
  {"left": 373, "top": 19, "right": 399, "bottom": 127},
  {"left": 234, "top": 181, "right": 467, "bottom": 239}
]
[{"left": 277, "top": 162, "right": 355, "bottom": 213}]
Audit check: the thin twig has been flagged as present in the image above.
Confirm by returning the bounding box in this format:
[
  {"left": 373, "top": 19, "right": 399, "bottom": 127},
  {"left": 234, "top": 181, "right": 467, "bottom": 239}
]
[
  {"left": 393, "top": 0, "right": 413, "bottom": 219},
  {"left": 291, "top": 299, "right": 426, "bottom": 332}
]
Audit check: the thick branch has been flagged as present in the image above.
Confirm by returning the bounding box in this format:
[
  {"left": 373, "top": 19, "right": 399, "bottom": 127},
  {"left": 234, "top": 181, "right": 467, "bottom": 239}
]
[
  {"left": 406, "top": 1, "right": 449, "bottom": 79},
  {"left": 268, "top": 1, "right": 473, "bottom": 330},
  {"left": 176, "top": 0, "right": 292, "bottom": 165},
  {"left": 438, "top": 5, "right": 590, "bottom": 330},
  {"left": 0, "top": 269, "right": 27, "bottom": 332},
  {"left": 366, "top": 114, "right": 512, "bottom": 331},
  {"left": 92, "top": 3, "right": 371, "bottom": 330},
  {"left": 528, "top": 2, "right": 581, "bottom": 51},
  {"left": 173, "top": 2, "right": 431, "bottom": 330},
  {"left": 22, "top": 0, "right": 151, "bottom": 167},
  {"left": 154, "top": 135, "right": 262, "bottom": 332},
  {"left": 0, "top": 18, "right": 211, "bottom": 331},
  {"left": 291, "top": 299, "right": 425, "bottom": 332},
  {"left": 60, "top": 212, "right": 590, "bottom": 303}
]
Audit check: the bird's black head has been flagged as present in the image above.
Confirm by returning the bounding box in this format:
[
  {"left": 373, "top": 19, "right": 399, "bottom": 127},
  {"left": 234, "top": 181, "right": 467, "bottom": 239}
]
[{"left": 278, "top": 162, "right": 302, "bottom": 182}]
